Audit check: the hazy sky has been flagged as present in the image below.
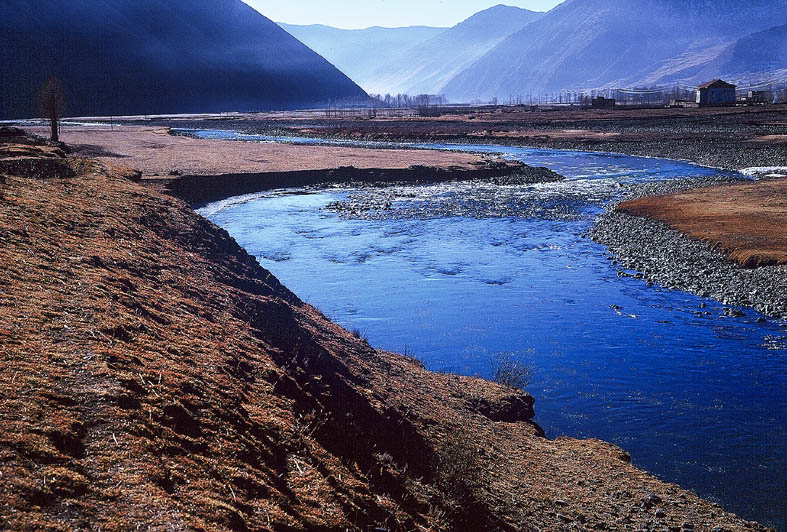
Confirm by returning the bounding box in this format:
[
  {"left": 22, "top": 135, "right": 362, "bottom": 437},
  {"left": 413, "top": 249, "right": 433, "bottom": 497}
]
[{"left": 244, "top": 1, "right": 564, "bottom": 29}]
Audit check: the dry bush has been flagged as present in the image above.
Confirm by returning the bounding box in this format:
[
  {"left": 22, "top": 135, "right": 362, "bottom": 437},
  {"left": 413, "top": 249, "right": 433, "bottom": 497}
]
[
  {"left": 489, "top": 351, "right": 532, "bottom": 390},
  {"left": 351, "top": 327, "right": 368, "bottom": 342}
]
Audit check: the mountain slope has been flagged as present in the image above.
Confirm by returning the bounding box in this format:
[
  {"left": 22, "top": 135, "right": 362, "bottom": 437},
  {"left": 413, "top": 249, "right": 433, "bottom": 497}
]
[
  {"left": 366, "top": 4, "right": 545, "bottom": 95},
  {"left": 279, "top": 24, "right": 446, "bottom": 92},
  {"left": 715, "top": 24, "right": 787, "bottom": 81},
  {"left": 629, "top": 23, "right": 787, "bottom": 87},
  {"left": 443, "top": 0, "right": 787, "bottom": 101},
  {"left": 0, "top": 0, "right": 367, "bottom": 119}
]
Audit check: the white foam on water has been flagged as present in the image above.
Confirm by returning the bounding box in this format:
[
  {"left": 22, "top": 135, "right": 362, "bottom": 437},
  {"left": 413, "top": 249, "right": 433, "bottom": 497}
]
[{"left": 740, "top": 166, "right": 787, "bottom": 177}]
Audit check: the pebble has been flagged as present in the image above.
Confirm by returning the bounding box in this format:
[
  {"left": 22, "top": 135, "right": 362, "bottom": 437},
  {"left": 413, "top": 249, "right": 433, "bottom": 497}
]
[{"left": 590, "top": 178, "right": 787, "bottom": 320}]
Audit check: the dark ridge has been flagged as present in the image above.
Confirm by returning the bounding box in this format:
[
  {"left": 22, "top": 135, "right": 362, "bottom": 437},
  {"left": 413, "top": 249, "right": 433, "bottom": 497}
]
[{"left": 0, "top": 0, "right": 367, "bottom": 119}]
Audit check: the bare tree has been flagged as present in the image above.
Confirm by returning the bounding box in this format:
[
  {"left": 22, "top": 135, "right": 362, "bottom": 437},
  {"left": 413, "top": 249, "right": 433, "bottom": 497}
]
[{"left": 37, "top": 76, "right": 66, "bottom": 142}]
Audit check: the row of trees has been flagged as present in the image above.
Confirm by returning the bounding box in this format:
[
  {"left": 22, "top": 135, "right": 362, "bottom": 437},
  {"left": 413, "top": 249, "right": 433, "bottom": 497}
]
[
  {"left": 324, "top": 93, "right": 451, "bottom": 118},
  {"left": 362, "top": 80, "right": 787, "bottom": 109},
  {"left": 368, "top": 93, "right": 448, "bottom": 108}
]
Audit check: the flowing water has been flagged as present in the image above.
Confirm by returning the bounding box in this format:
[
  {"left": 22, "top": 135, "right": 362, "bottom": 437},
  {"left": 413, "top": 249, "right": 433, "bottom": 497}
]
[{"left": 192, "top": 130, "right": 787, "bottom": 530}]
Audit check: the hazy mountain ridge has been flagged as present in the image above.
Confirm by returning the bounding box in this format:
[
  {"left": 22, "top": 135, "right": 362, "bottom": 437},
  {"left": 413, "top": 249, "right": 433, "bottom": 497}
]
[
  {"left": 0, "top": 0, "right": 367, "bottom": 119},
  {"left": 279, "top": 23, "right": 446, "bottom": 92},
  {"left": 715, "top": 24, "right": 787, "bottom": 81},
  {"left": 442, "top": 0, "right": 787, "bottom": 101},
  {"left": 285, "top": 5, "right": 544, "bottom": 97},
  {"left": 635, "top": 23, "right": 787, "bottom": 89},
  {"left": 368, "top": 4, "right": 544, "bottom": 96}
]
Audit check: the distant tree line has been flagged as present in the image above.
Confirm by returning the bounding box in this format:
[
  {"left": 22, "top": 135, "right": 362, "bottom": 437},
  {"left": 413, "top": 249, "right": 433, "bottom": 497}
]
[
  {"left": 368, "top": 93, "right": 448, "bottom": 108},
  {"left": 324, "top": 81, "right": 787, "bottom": 118},
  {"left": 324, "top": 93, "right": 451, "bottom": 118}
]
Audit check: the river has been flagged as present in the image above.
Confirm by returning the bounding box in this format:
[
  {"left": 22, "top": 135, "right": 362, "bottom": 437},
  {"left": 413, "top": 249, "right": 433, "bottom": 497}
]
[{"left": 192, "top": 130, "right": 786, "bottom": 530}]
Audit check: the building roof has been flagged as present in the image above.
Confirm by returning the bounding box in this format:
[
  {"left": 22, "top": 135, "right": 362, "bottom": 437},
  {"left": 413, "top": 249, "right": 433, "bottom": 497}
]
[{"left": 697, "top": 79, "right": 737, "bottom": 90}]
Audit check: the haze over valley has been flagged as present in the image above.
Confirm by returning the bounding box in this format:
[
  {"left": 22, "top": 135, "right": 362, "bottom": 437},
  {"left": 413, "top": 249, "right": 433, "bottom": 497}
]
[{"left": 280, "top": 0, "right": 787, "bottom": 102}]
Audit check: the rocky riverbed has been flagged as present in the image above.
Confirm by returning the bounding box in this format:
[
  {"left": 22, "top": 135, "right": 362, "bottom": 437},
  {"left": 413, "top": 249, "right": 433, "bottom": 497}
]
[{"left": 590, "top": 177, "right": 787, "bottom": 320}]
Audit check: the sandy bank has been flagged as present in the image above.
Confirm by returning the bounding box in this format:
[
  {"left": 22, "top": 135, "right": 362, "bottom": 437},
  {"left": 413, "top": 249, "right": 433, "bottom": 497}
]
[
  {"left": 24, "top": 125, "right": 559, "bottom": 204},
  {"left": 26, "top": 125, "right": 516, "bottom": 176}
]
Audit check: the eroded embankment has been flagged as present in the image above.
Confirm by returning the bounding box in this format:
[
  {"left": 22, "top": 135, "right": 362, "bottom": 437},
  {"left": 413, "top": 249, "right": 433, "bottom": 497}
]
[
  {"left": 0, "top": 130, "right": 772, "bottom": 531},
  {"left": 591, "top": 178, "right": 787, "bottom": 319},
  {"left": 165, "top": 163, "right": 562, "bottom": 206}
]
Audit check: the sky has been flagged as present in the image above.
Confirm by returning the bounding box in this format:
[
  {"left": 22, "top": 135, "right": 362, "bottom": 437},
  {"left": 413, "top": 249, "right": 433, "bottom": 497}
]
[{"left": 244, "top": 1, "right": 564, "bottom": 29}]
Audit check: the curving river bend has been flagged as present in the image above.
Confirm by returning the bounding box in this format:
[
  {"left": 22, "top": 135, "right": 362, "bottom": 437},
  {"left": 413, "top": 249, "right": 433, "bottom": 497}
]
[{"left": 192, "top": 130, "right": 787, "bottom": 530}]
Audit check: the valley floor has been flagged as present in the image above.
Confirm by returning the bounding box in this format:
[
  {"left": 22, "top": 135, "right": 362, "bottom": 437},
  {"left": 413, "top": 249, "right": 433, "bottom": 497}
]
[
  {"left": 125, "top": 105, "right": 787, "bottom": 281},
  {"left": 0, "top": 125, "right": 779, "bottom": 529},
  {"left": 37, "top": 104, "right": 787, "bottom": 272},
  {"left": 134, "top": 104, "right": 787, "bottom": 171}
]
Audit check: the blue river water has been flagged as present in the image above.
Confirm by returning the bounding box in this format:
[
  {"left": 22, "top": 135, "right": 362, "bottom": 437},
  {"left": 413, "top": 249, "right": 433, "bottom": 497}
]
[{"left": 193, "top": 130, "right": 787, "bottom": 529}]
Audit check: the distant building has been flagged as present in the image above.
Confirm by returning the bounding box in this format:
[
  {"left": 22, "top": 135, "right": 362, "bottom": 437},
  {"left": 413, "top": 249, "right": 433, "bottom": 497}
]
[
  {"left": 591, "top": 96, "right": 616, "bottom": 109},
  {"left": 696, "top": 79, "right": 737, "bottom": 106},
  {"left": 747, "top": 90, "right": 772, "bottom": 104}
]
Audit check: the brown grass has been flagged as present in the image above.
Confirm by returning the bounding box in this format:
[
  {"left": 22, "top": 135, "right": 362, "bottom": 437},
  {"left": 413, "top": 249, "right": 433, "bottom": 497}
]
[
  {"left": 26, "top": 126, "right": 505, "bottom": 177},
  {"left": 619, "top": 178, "right": 787, "bottom": 267}
]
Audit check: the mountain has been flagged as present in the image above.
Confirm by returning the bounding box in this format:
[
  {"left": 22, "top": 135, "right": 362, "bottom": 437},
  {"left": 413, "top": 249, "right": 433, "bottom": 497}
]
[
  {"left": 635, "top": 22, "right": 787, "bottom": 89},
  {"left": 0, "top": 0, "right": 367, "bottom": 119},
  {"left": 367, "top": 5, "right": 545, "bottom": 95},
  {"left": 279, "top": 24, "right": 446, "bottom": 92},
  {"left": 442, "top": 0, "right": 787, "bottom": 101},
  {"left": 714, "top": 24, "right": 787, "bottom": 82}
]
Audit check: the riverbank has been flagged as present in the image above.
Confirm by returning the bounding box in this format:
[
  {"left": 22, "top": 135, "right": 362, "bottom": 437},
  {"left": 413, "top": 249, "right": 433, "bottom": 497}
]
[
  {"left": 619, "top": 178, "right": 787, "bottom": 268},
  {"left": 0, "top": 135, "right": 773, "bottom": 530},
  {"left": 590, "top": 177, "right": 787, "bottom": 319},
  {"left": 166, "top": 162, "right": 563, "bottom": 207},
  {"left": 133, "top": 104, "right": 787, "bottom": 172},
  {"left": 23, "top": 125, "right": 560, "bottom": 204}
]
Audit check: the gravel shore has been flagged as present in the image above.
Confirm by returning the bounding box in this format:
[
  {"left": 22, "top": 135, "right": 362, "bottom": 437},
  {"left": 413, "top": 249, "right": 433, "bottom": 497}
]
[
  {"left": 590, "top": 178, "right": 787, "bottom": 320},
  {"left": 524, "top": 137, "right": 787, "bottom": 174}
]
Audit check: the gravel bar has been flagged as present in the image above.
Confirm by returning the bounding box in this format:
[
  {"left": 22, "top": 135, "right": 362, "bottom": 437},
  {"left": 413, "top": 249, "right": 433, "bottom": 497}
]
[{"left": 590, "top": 178, "right": 787, "bottom": 320}]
